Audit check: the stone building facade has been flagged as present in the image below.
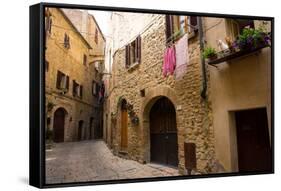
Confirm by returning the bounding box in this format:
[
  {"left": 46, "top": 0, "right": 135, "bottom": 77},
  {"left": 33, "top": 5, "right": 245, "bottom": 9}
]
[
  {"left": 205, "top": 18, "right": 272, "bottom": 172},
  {"left": 45, "top": 8, "right": 105, "bottom": 142},
  {"left": 104, "top": 12, "right": 272, "bottom": 174}
]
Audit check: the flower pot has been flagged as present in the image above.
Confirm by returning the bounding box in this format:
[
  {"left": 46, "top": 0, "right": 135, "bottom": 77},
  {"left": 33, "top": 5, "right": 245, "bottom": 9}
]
[{"left": 206, "top": 54, "right": 218, "bottom": 62}]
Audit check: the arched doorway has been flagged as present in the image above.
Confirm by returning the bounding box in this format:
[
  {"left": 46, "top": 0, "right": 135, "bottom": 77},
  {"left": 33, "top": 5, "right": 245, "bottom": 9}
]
[
  {"left": 78, "top": 120, "right": 84, "bottom": 141},
  {"left": 120, "top": 99, "right": 128, "bottom": 150},
  {"left": 150, "top": 97, "right": 178, "bottom": 166},
  {"left": 53, "top": 107, "right": 67, "bottom": 143}
]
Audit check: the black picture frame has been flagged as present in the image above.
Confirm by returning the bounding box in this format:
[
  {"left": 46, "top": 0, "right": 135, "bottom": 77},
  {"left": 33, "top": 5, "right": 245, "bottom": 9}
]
[{"left": 30, "top": 2, "right": 274, "bottom": 189}]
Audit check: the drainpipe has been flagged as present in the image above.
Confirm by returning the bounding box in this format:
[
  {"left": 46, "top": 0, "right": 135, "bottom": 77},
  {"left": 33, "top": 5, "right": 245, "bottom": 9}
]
[{"left": 198, "top": 17, "right": 207, "bottom": 99}]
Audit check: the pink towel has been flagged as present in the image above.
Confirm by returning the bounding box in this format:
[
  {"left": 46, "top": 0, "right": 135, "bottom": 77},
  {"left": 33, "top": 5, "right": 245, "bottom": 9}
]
[
  {"left": 174, "top": 34, "right": 188, "bottom": 80},
  {"left": 163, "top": 46, "right": 176, "bottom": 77}
]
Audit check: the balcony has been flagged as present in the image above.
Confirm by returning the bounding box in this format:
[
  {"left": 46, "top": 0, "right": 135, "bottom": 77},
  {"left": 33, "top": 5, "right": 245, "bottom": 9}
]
[
  {"left": 204, "top": 28, "right": 271, "bottom": 66},
  {"left": 207, "top": 45, "right": 269, "bottom": 66}
]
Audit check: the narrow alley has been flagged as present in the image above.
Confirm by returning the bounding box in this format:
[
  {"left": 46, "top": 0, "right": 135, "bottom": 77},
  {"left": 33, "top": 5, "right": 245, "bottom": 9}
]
[{"left": 46, "top": 140, "right": 179, "bottom": 184}]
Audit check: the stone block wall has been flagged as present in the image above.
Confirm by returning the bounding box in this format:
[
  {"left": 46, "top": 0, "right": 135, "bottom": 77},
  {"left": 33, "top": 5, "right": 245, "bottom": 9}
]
[{"left": 107, "top": 14, "right": 219, "bottom": 174}]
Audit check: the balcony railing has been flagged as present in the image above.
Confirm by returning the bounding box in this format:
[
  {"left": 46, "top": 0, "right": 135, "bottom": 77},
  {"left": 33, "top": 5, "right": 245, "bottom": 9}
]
[{"left": 207, "top": 45, "right": 270, "bottom": 66}]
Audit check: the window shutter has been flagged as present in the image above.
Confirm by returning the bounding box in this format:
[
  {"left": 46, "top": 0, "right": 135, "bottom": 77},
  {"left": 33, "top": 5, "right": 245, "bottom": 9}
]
[
  {"left": 125, "top": 45, "right": 130, "bottom": 68},
  {"left": 165, "top": 15, "right": 174, "bottom": 41},
  {"left": 45, "top": 60, "right": 49, "bottom": 72},
  {"left": 49, "top": 18, "right": 52, "bottom": 33},
  {"left": 96, "top": 84, "right": 99, "bottom": 96},
  {"left": 72, "top": 80, "right": 76, "bottom": 96},
  {"left": 137, "top": 36, "right": 141, "bottom": 62},
  {"left": 95, "top": 28, "right": 98, "bottom": 44},
  {"left": 92, "top": 81, "right": 94, "bottom": 96},
  {"left": 80, "top": 85, "right": 83, "bottom": 98},
  {"left": 184, "top": 17, "right": 188, "bottom": 33},
  {"left": 66, "top": 75, "right": 69, "bottom": 91},
  {"left": 83, "top": 54, "right": 87, "bottom": 65},
  {"left": 56, "top": 71, "right": 62, "bottom": 89},
  {"left": 64, "top": 34, "right": 67, "bottom": 47},
  {"left": 190, "top": 16, "right": 198, "bottom": 30},
  {"left": 45, "top": 17, "right": 50, "bottom": 32},
  {"left": 67, "top": 35, "right": 70, "bottom": 48}
]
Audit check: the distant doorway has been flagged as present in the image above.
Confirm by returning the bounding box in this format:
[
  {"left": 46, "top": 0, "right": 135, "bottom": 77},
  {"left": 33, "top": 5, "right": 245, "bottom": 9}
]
[
  {"left": 53, "top": 108, "right": 66, "bottom": 143},
  {"left": 235, "top": 108, "right": 272, "bottom": 172},
  {"left": 89, "top": 117, "right": 93, "bottom": 139},
  {"left": 94, "top": 121, "right": 103, "bottom": 139},
  {"left": 78, "top": 120, "right": 84, "bottom": 141},
  {"left": 150, "top": 97, "right": 178, "bottom": 167}
]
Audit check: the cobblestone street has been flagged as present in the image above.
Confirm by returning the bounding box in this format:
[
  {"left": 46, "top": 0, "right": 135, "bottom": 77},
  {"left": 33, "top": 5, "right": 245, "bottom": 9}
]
[{"left": 46, "top": 140, "right": 179, "bottom": 184}]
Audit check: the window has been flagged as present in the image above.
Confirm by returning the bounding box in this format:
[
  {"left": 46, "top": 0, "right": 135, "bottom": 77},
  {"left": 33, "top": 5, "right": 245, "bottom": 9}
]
[
  {"left": 125, "top": 35, "right": 141, "bottom": 68},
  {"left": 64, "top": 33, "right": 70, "bottom": 49},
  {"left": 45, "top": 60, "right": 49, "bottom": 72},
  {"left": 92, "top": 81, "right": 97, "bottom": 96},
  {"left": 56, "top": 71, "right": 69, "bottom": 91},
  {"left": 165, "top": 15, "right": 198, "bottom": 42},
  {"left": 45, "top": 16, "right": 52, "bottom": 34},
  {"left": 173, "top": 16, "right": 188, "bottom": 34},
  {"left": 73, "top": 80, "right": 83, "bottom": 99},
  {"left": 165, "top": 15, "right": 174, "bottom": 41},
  {"left": 83, "top": 54, "right": 87, "bottom": 65},
  {"left": 47, "top": 117, "right": 51, "bottom": 126},
  {"left": 95, "top": 28, "right": 98, "bottom": 44},
  {"left": 94, "top": 61, "right": 100, "bottom": 72},
  {"left": 130, "top": 41, "right": 136, "bottom": 64},
  {"left": 189, "top": 16, "right": 198, "bottom": 32},
  {"left": 227, "top": 19, "right": 255, "bottom": 41}
]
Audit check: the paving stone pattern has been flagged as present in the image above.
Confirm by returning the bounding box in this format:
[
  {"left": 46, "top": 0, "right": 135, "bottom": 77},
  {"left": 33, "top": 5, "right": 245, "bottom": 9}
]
[{"left": 46, "top": 140, "right": 179, "bottom": 184}]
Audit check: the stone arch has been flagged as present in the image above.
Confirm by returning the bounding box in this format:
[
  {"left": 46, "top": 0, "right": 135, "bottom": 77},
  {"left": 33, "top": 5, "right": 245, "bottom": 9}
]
[
  {"left": 140, "top": 86, "right": 179, "bottom": 164},
  {"left": 53, "top": 107, "right": 68, "bottom": 142}
]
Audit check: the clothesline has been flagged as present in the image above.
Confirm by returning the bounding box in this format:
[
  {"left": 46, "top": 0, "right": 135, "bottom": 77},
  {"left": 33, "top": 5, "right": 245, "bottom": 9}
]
[{"left": 166, "top": 19, "right": 198, "bottom": 44}]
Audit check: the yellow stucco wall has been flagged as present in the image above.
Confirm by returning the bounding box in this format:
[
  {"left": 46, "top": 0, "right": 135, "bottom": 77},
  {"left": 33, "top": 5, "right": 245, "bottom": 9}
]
[
  {"left": 62, "top": 9, "right": 105, "bottom": 66},
  {"left": 45, "top": 8, "right": 103, "bottom": 141},
  {"left": 204, "top": 17, "right": 272, "bottom": 171}
]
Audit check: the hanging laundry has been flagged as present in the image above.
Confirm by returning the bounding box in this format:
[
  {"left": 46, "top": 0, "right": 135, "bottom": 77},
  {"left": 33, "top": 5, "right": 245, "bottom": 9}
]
[
  {"left": 163, "top": 45, "right": 176, "bottom": 77},
  {"left": 174, "top": 33, "right": 188, "bottom": 80},
  {"left": 98, "top": 82, "right": 105, "bottom": 104}
]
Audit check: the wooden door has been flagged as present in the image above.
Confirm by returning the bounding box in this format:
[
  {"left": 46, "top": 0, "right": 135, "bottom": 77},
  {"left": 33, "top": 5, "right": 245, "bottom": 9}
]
[
  {"left": 53, "top": 108, "right": 65, "bottom": 143},
  {"left": 150, "top": 97, "right": 178, "bottom": 167},
  {"left": 235, "top": 108, "right": 272, "bottom": 172},
  {"left": 121, "top": 100, "right": 128, "bottom": 150}
]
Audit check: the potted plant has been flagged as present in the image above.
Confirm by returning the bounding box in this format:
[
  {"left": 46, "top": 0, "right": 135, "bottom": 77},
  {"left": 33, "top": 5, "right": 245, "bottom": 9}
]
[
  {"left": 203, "top": 47, "right": 218, "bottom": 61},
  {"left": 47, "top": 101, "right": 55, "bottom": 112},
  {"left": 233, "top": 28, "right": 271, "bottom": 51}
]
